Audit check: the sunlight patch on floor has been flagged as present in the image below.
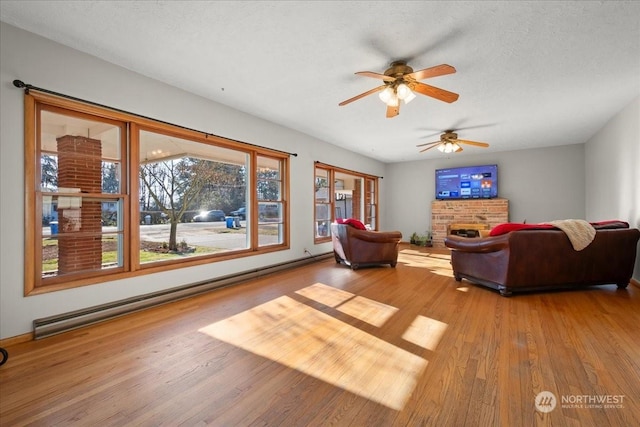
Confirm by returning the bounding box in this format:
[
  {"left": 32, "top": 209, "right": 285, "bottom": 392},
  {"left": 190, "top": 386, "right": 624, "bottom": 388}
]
[
  {"left": 401, "top": 315, "right": 448, "bottom": 351},
  {"left": 337, "top": 296, "right": 399, "bottom": 327},
  {"left": 295, "top": 282, "right": 353, "bottom": 307},
  {"left": 296, "top": 282, "right": 398, "bottom": 327},
  {"left": 199, "top": 292, "right": 427, "bottom": 410},
  {"left": 398, "top": 249, "right": 454, "bottom": 277}
]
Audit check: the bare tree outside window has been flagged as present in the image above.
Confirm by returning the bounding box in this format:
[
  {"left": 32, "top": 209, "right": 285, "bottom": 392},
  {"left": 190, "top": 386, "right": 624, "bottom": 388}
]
[{"left": 140, "top": 157, "right": 221, "bottom": 251}]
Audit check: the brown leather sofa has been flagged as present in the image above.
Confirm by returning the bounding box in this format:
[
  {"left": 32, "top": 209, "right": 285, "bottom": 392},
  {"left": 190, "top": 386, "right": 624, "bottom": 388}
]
[
  {"left": 445, "top": 227, "right": 640, "bottom": 296},
  {"left": 331, "top": 223, "right": 402, "bottom": 270}
]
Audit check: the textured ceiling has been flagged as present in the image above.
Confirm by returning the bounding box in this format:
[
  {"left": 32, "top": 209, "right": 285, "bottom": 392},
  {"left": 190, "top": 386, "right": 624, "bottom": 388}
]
[{"left": 2, "top": 1, "right": 639, "bottom": 163}]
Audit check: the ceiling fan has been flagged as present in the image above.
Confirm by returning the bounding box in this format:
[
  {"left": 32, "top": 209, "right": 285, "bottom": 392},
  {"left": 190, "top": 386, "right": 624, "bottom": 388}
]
[
  {"left": 416, "top": 130, "right": 489, "bottom": 153},
  {"left": 338, "top": 61, "right": 459, "bottom": 118}
]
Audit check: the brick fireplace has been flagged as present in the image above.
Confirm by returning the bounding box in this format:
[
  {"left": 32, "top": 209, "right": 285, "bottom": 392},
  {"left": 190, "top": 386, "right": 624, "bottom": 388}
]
[{"left": 431, "top": 198, "right": 509, "bottom": 248}]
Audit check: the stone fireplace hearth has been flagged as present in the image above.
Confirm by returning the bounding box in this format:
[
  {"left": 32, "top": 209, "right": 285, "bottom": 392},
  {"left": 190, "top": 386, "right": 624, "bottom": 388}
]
[{"left": 431, "top": 198, "right": 509, "bottom": 248}]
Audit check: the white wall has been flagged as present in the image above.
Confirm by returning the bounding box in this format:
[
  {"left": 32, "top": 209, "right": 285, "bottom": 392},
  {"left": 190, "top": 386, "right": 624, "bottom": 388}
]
[
  {"left": 0, "top": 23, "right": 386, "bottom": 339},
  {"left": 384, "top": 144, "right": 586, "bottom": 239},
  {"left": 585, "top": 97, "right": 640, "bottom": 280}
]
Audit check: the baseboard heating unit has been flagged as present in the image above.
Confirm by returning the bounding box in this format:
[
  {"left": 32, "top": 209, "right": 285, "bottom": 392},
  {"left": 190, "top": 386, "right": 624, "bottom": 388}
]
[{"left": 33, "top": 252, "right": 332, "bottom": 339}]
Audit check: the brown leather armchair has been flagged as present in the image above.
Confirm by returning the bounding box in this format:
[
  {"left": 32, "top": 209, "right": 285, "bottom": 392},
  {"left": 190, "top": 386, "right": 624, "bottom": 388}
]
[{"left": 331, "top": 223, "right": 402, "bottom": 270}]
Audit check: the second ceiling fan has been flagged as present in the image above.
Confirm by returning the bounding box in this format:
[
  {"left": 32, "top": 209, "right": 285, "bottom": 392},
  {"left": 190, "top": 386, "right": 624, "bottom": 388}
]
[
  {"left": 417, "top": 130, "right": 489, "bottom": 153},
  {"left": 338, "top": 61, "right": 459, "bottom": 118}
]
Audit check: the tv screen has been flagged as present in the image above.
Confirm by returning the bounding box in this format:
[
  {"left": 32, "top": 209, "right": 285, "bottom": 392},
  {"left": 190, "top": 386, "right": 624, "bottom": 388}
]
[{"left": 435, "top": 164, "right": 498, "bottom": 200}]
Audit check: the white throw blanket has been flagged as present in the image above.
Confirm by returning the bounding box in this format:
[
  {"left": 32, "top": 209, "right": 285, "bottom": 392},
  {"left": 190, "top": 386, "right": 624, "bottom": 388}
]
[{"left": 544, "top": 219, "right": 596, "bottom": 251}]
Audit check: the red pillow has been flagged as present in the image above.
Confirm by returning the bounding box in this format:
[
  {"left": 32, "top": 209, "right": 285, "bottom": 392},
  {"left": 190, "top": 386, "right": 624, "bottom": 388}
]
[
  {"left": 489, "top": 222, "right": 554, "bottom": 236},
  {"left": 342, "top": 218, "right": 367, "bottom": 230}
]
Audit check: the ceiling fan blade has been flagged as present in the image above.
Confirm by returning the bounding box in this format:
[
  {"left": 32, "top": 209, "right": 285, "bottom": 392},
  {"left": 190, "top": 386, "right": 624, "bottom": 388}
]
[
  {"left": 406, "top": 64, "right": 456, "bottom": 81},
  {"left": 453, "top": 123, "right": 497, "bottom": 132},
  {"left": 386, "top": 103, "right": 399, "bottom": 118},
  {"left": 355, "top": 71, "right": 396, "bottom": 82},
  {"left": 416, "top": 131, "right": 443, "bottom": 140},
  {"left": 417, "top": 124, "right": 496, "bottom": 139},
  {"left": 457, "top": 139, "right": 489, "bottom": 147},
  {"left": 419, "top": 143, "right": 441, "bottom": 153},
  {"left": 338, "top": 85, "right": 386, "bottom": 106},
  {"left": 455, "top": 145, "right": 463, "bottom": 152},
  {"left": 412, "top": 82, "right": 459, "bottom": 103},
  {"left": 416, "top": 140, "right": 440, "bottom": 148}
]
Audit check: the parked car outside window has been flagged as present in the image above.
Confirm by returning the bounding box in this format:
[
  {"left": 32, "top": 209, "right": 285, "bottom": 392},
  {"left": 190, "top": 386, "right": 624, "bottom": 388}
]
[
  {"left": 230, "top": 207, "right": 246, "bottom": 220},
  {"left": 193, "top": 210, "right": 226, "bottom": 222},
  {"left": 259, "top": 203, "right": 279, "bottom": 221}
]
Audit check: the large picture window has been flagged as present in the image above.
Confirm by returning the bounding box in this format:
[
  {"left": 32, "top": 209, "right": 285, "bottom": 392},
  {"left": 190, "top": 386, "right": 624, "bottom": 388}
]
[
  {"left": 24, "top": 92, "right": 289, "bottom": 294},
  {"left": 137, "top": 127, "right": 251, "bottom": 264}
]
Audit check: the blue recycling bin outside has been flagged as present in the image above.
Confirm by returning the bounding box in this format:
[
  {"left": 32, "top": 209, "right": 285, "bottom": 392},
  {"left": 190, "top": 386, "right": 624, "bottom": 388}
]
[
  {"left": 50, "top": 221, "right": 59, "bottom": 235},
  {"left": 226, "top": 217, "right": 234, "bottom": 228}
]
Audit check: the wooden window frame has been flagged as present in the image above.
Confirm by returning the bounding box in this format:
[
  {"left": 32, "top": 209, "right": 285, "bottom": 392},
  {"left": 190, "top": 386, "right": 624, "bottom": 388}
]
[
  {"left": 24, "top": 92, "right": 290, "bottom": 295},
  {"left": 365, "top": 177, "right": 378, "bottom": 229},
  {"left": 313, "top": 163, "right": 379, "bottom": 244},
  {"left": 255, "top": 154, "right": 288, "bottom": 248},
  {"left": 314, "top": 166, "right": 332, "bottom": 242}
]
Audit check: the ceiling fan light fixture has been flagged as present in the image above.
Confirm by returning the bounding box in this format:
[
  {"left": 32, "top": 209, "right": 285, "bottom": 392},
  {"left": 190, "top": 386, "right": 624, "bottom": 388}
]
[
  {"left": 403, "top": 91, "right": 416, "bottom": 104},
  {"left": 396, "top": 83, "right": 411, "bottom": 99},
  {"left": 386, "top": 95, "right": 399, "bottom": 107},
  {"left": 378, "top": 86, "right": 394, "bottom": 103},
  {"left": 339, "top": 61, "right": 458, "bottom": 118},
  {"left": 396, "top": 83, "right": 416, "bottom": 104},
  {"left": 438, "top": 141, "right": 461, "bottom": 153},
  {"left": 418, "top": 130, "right": 490, "bottom": 154}
]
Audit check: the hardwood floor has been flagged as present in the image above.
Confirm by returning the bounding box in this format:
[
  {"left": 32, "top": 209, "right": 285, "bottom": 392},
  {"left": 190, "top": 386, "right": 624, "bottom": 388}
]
[{"left": 1, "top": 244, "right": 639, "bottom": 426}]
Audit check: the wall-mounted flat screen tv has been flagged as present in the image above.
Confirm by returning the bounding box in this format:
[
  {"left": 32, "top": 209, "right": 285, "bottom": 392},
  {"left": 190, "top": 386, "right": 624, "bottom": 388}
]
[{"left": 435, "top": 164, "right": 498, "bottom": 199}]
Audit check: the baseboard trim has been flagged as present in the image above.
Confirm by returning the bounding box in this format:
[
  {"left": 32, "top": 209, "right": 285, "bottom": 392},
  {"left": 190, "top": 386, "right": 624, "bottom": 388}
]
[
  {"left": 631, "top": 278, "right": 640, "bottom": 289},
  {"left": 33, "top": 252, "right": 332, "bottom": 340},
  {"left": 0, "top": 332, "right": 33, "bottom": 348}
]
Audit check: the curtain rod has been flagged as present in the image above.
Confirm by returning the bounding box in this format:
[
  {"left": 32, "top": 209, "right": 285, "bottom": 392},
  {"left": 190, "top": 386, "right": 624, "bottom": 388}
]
[
  {"left": 314, "top": 161, "right": 383, "bottom": 179},
  {"left": 12, "top": 79, "right": 298, "bottom": 157}
]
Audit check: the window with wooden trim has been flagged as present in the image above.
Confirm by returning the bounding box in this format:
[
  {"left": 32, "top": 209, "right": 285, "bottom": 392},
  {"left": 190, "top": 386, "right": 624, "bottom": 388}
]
[
  {"left": 256, "top": 155, "right": 286, "bottom": 247},
  {"left": 136, "top": 126, "right": 252, "bottom": 264},
  {"left": 314, "top": 166, "right": 331, "bottom": 239},
  {"left": 33, "top": 104, "right": 128, "bottom": 288},
  {"left": 24, "top": 92, "right": 289, "bottom": 295},
  {"left": 365, "top": 177, "right": 377, "bottom": 228},
  {"left": 313, "top": 164, "right": 379, "bottom": 243}
]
